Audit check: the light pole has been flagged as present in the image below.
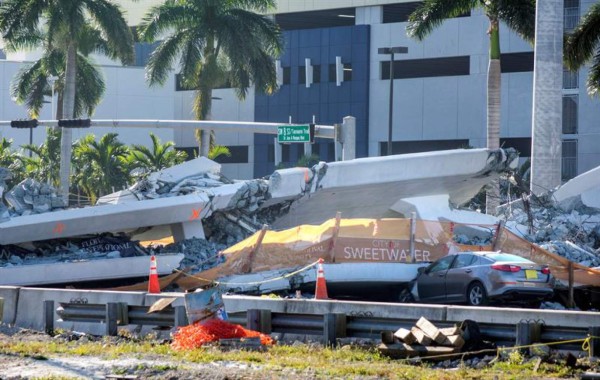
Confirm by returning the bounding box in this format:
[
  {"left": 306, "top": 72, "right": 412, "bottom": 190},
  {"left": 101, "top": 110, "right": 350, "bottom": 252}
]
[
  {"left": 378, "top": 46, "right": 408, "bottom": 156},
  {"left": 48, "top": 75, "right": 58, "bottom": 120}
]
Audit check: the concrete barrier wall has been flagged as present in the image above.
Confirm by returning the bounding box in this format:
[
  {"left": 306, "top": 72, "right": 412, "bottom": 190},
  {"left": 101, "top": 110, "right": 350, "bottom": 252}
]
[
  {"left": 15, "top": 288, "right": 147, "bottom": 335},
  {"left": 2, "top": 288, "right": 596, "bottom": 336},
  {"left": 0, "top": 287, "right": 20, "bottom": 324}
]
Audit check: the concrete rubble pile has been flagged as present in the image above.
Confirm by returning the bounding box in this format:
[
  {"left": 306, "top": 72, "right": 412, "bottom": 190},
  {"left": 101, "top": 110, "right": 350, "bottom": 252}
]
[
  {"left": 498, "top": 166, "right": 600, "bottom": 269},
  {"left": 0, "top": 234, "right": 150, "bottom": 268}
]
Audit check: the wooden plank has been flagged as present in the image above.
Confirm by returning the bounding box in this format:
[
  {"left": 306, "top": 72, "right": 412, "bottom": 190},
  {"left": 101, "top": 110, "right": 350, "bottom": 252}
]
[
  {"left": 410, "top": 326, "right": 432, "bottom": 346},
  {"left": 442, "top": 334, "right": 465, "bottom": 348},
  {"left": 394, "top": 328, "right": 416, "bottom": 345},
  {"left": 439, "top": 326, "right": 461, "bottom": 337},
  {"left": 378, "top": 342, "right": 459, "bottom": 359},
  {"left": 415, "top": 317, "right": 445, "bottom": 344}
]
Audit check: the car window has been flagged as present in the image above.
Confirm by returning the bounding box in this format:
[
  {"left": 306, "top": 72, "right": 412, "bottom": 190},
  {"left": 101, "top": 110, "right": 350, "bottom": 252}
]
[
  {"left": 486, "top": 253, "right": 532, "bottom": 263},
  {"left": 428, "top": 256, "right": 456, "bottom": 273},
  {"left": 451, "top": 254, "right": 475, "bottom": 269}
]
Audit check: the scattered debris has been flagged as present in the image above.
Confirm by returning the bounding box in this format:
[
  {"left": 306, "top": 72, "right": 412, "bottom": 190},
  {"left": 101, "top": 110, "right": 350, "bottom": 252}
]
[
  {"left": 170, "top": 319, "right": 274, "bottom": 350},
  {"left": 378, "top": 317, "right": 474, "bottom": 359}
]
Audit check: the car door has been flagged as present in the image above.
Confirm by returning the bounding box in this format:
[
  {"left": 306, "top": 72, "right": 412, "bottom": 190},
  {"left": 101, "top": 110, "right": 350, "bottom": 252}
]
[
  {"left": 417, "top": 255, "right": 457, "bottom": 303},
  {"left": 444, "top": 253, "right": 478, "bottom": 303}
]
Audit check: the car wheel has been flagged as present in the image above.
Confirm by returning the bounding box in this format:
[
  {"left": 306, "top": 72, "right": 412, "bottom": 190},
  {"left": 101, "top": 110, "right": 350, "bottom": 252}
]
[
  {"left": 398, "top": 288, "right": 415, "bottom": 303},
  {"left": 467, "top": 282, "right": 488, "bottom": 306}
]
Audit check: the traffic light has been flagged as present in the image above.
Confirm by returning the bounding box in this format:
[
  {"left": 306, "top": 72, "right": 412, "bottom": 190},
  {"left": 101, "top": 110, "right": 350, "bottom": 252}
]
[
  {"left": 10, "top": 119, "right": 38, "bottom": 129},
  {"left": 58, "top": 118, "right": 91, "bottom": 128},
  {"left": 309, "top": 123, "right": 315, "bottom": 143}
]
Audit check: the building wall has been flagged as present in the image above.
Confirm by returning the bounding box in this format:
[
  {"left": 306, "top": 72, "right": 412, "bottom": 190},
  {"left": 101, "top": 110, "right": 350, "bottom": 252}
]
[{"left": 253, "top": 25, "right": 370, "bottom": 177}]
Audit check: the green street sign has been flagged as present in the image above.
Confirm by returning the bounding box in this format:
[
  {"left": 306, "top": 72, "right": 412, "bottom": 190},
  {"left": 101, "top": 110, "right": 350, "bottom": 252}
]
[{"left": 277, "top": 124, "right": 314, "bottom": 143}]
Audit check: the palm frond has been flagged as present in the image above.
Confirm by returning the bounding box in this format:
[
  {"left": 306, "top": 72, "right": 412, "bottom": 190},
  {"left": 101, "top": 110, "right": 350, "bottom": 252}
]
[
  {"left": 407, "top": 0, "right": 478, "bottom": 40},
  {"left": 498, "top": 0, "right": 536, "bottom": 43},
  {"left": 564, "top": 2, "right": 600, "bottom": 71}
]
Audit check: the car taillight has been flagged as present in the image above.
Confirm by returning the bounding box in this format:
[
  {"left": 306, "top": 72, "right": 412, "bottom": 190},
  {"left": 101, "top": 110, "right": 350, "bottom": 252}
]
[
  {"left": 491, "top": 264, "right": 521, "bottom": 272},
  {"left": 541, "top": 267, "right": 550, "bottom": 275}
]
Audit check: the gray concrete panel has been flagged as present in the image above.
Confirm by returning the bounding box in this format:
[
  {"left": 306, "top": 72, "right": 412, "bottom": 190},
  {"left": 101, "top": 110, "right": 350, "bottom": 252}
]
[
  {"left": 15, "top": 288, "right": 146, "bottom": 333},
  {"left": 505, "top": 72, "right": 534, "bottom": 137},
  {"left": 0, "top": 286, "right": 20, "bottom": 324},
  {"left": 446, "top": 305, "right": 600, "bottom": 328},
  {"left": 422, "top": 78, "right": 459, "bottom": 140}
]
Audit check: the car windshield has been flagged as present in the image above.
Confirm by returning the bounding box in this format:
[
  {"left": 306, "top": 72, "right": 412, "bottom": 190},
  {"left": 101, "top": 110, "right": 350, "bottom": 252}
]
[{"left": 485, "top": 253, "right": 532, "bottom": 263}]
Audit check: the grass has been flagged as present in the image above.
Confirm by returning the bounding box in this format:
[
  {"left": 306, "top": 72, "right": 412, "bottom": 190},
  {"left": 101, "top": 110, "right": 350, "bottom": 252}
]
[{"left": 0, "top": 334, "right": 580, "bottom": 380}]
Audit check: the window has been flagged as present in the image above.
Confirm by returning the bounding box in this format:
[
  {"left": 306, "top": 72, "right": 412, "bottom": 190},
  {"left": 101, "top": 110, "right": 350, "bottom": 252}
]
[
  {"left": 175, "top": 74, "right": 231, "bottom": 91},
  {"left": 500, "top": 138, "right": 532, "bottom": 157},
  {"left": 299, "top": 65, "right": 321, "bottom": 84},
  {"left": 381, "top": 56, "right": 470, "bottom": 79},
  {"left": 563, "top": 66, "right": 578, "bottom": 89},
  {"left": 213, "top": 146, "right": 249, "bottom": 164},
  {"left": 380, "top": 139, "right": 470, "bottom": 155},
  {"left": 562, "top": 95, "right": 578, "bottom": 134},
  {"left": 500, "top": 52, "right": 534, "bottom": 73},
  {"left": 274, "top": 8, "right": 355, "bottom": 31},
  {"left": 451, "top": 254, "right": 476, "bottom": 269},
  {"left": 383, "top": 2, "right": 470, "bottom": 23},
  {"left": 564, "top": 0, "right": 580, "bottom": 31},
  {"left": 329, "top": 63, "right": 352, "bottom": 82},
  {"left": 283, "top": 67, "right": 291, "bottom": 85},
  {"left": 427, "top": 256, "right": 456, "bottom": 273},
  {"left": 562, "top": 139, "right": 578, "bottom": 181}
]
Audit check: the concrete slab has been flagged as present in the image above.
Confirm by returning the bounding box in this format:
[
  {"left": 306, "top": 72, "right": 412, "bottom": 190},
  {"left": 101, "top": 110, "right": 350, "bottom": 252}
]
[
  {"left": 270, "top": 148, "right": 518, "bottom": 229},
  {"left": 0, "top": 254, "right": 184, "bottom": 286},
  {"left": 0, "top": 286, "right": 20, "bottom": 324},
  {"left": 553, "top": 165, "right": 600, "bottom": 211}
]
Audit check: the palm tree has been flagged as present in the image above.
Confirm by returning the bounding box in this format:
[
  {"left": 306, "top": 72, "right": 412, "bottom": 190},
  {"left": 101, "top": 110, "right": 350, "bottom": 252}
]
[
  {"left": 0, "top": 0, "right": 134, "bottom": 202},
  {"left": 129, "top": 132, "right": 188, "bottom": 174},
  {"left": 20, "top": 128, "right": 62, "bottom": 186},
  {"left": 73, "top": 133, "right": 131, "bottom": 204},
  {"left": 0, "top": 138, "right": 25, "bottom": 187},
  {"left": 407, "top": 0, "right": 535, "bottom": 213},
  {"left": 565, "top": 2, "right": 600, "bottom": 97},
  {"left": 138, "top": 0, "right": 283, "bottom": 156}
]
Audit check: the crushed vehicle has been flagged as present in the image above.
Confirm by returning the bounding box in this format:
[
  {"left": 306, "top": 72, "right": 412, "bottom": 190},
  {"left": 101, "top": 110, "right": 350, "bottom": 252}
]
[{"left": 407, "top": 251, "right": 555, "bottom": 307}]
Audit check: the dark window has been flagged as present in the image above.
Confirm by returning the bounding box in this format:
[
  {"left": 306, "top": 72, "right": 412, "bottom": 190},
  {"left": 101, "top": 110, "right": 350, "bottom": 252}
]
[
  {"left": 500, "top": 52, "right": 534, "bottom": 73},
  {"left": 500, "top": 137, "right": 532, "bottom": 157},
  {"left": 275, "top": 8, "right": 355, "bottom": 31},
  {"left": 299, "top": 65, "right": 321, "bottom": 85},
  {"left": 562, "top": 139, "right": 577, "bottom": 181},
  {"left": 451, "top": 254, "right": 476, "bottom": 269},
  {"left": 563, "top": 66, "right": 578, "bottom": 89},
  {"left": 328, "top": 63, "right": 352, "bottom": 82},
  {"left": 381, "top": 56, "right": 470, "bottom": 79},
  {"left": 175, "top": 147, "right": 198, "bottom": 160},
  {"left": 133, "top": 41, "right": 159, "bottom": 67},
  {"left": 175, "top": 73, "right": 231, "bottom": 91},
  {"left": 314, "top": 65, "right": 321, "bottom": 83},
  {"left": 428, "top": 256, "right": 456, "bottom": 273},
  {"left": 212, "top": 146, "right": 249, "bottom": 164},
  {"left": 562, "top": 95, "right": 578, "bottom": 134},
  {"left": 383, "top": 2, "right": 470, "bottom": 23},
  {"left": 380, "top": 139, "right": 470, "bottom": 155},
  {"left": 564, "top": 0, "right": 580, "bottom": 31},
  {"left": 267, "top": 144, "right": 274, "bottom": 163},
  {"left": 283, "top": 67, "right": 291, "bottom": 85}
]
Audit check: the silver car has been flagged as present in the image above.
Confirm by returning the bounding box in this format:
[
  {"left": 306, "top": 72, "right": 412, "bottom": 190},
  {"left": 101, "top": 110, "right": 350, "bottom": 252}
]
[{"left": 410, "top": 251, "right": 555, "bottom": 306}]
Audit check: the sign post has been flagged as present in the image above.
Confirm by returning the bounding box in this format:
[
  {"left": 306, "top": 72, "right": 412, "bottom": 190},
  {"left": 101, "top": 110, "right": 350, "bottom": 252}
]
[{"left": 277, "top": 124, "right": 314, "bottom": 143}]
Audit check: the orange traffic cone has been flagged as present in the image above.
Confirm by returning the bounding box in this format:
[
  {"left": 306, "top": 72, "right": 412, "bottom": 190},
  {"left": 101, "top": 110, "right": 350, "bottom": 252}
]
[
  {"left": 148, "top": 255, "right": 160, "bottom": 294},
  {"left": 314, "top": 258, "right": 329, "bottom": 300}
]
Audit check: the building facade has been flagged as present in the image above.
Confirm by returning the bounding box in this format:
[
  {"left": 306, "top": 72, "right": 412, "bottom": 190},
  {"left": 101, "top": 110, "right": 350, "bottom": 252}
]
[{"left": 0, "top": 0, "right": 598, "bottom": 182}]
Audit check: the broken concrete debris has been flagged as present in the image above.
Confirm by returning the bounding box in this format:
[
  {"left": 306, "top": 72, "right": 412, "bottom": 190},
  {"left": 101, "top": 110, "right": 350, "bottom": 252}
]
[
  {"left": 3, "top": 178, "right": 67, "bottom": 216},
  {"left": 0, "top": 234, "right": 149, "bottom": 268}
]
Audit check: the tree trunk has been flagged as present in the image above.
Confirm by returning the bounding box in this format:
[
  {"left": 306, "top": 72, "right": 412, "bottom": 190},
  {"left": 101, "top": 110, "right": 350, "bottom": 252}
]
[
  {"left": 486, "top": 20, "right": 501, "bottom": 215},
  {"left": 197, "top": 86, "right": 213, "bottom": 158},
  {"left": 531, "top": 0, "right": 563, "bottom": 195},
  {"left": 59, "top": 42, "right": 77, "bottom": 203}
]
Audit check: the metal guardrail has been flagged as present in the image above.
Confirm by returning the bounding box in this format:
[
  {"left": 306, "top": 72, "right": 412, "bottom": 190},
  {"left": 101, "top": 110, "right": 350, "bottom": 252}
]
[{"left": 46, "top": 298, "right": 600, "bottom": 355}]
